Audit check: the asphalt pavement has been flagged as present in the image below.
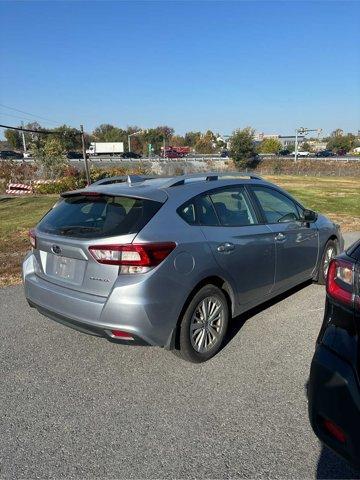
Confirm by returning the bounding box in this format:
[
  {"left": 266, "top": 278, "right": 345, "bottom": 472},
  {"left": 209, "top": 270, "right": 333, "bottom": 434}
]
[{"left": 1, "top": 233, "right": 359, "bottom": 479}]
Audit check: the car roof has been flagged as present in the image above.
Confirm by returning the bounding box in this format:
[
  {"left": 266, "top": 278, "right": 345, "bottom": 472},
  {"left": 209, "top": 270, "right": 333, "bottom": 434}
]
[{"left": 62, "top": 173, "right": 274, "bottom": 203}]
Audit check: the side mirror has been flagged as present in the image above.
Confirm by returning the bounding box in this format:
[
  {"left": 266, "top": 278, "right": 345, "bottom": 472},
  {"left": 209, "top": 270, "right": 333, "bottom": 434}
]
[{"left": 303, "top": 209, "right": 317, "bottom": 223}]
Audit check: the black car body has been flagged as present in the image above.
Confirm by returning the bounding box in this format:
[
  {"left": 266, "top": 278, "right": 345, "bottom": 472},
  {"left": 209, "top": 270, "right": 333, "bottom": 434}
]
[
  {"left": 121, "top": 152, "right": 142, "bottom": 159},
  {"left": 315, "top": 150, "right": 335, "bottom": 158},
  {"left": 66, "top": 151, "right": 83, "bottom": 159},
  {"left": 308, "top": 240, "right": 360, "bottom": 470},
  {"left": 0, "top": 150, "right": 23, "bottom": 159},
  {"left": 278, "top": 149, "right": 291, "bottom": 156}
]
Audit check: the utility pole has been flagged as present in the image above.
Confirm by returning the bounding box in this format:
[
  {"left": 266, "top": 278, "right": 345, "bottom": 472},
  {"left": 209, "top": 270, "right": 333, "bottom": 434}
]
[
  {"left": 294, "top": 127, "right": 307, "bottom": 162},
  {"left": 80, "top": 125, "right": 91, "bottom": 185},
  {"left": 128, "top": 129, "right": 144, "bottom": 153},
  {"left": 295, "top": 127, "right": 322, "bottom": 162},
  {"left": 21, "top": 121, "right": 27, "bottom": 154}
]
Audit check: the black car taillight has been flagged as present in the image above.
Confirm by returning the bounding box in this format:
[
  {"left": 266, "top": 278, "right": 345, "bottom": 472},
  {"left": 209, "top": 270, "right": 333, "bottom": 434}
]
[{"left": 327, "top": 259, "right": 357, "bottom": 309}]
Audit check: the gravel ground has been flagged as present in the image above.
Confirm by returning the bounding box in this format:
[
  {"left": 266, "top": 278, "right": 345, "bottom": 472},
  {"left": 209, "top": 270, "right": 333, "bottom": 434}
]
[{"left": 0, "top": 233, "right": 359, "bottom": 479}]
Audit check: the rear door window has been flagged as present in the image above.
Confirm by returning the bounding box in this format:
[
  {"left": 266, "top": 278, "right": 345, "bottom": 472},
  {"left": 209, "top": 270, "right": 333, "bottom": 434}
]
[
  {"left": 209, "top": 187, "right": 257, "bottom": 226},
  {"left": 37, "top": 194, "right": 162, "bottom": 238},
  {"left": 177, "top": 187, "right": 258, "bottom": 227}
]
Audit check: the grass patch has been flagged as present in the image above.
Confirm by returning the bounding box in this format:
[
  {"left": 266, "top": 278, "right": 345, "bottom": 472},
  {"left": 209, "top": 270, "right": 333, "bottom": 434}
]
[
  {"left": 0, "top": 175, "right": 359, "bottom": 286},
  {"left": 264, "top": 175, "right": 360, "bottom": 232},
  {"left": 0, "top": 196, "right": 56, "bottom": 286}
]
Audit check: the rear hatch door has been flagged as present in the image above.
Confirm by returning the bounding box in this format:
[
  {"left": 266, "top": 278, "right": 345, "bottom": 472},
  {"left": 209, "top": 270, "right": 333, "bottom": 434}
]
[{"left": 33, "top": 192, "right": 162, "bottom": 297}]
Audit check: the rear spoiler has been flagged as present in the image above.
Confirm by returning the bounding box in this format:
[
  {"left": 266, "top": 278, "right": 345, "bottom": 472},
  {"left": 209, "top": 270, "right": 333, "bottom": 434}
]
[{"left": 91, "top": 175, "right": 155, "bottom": 186}]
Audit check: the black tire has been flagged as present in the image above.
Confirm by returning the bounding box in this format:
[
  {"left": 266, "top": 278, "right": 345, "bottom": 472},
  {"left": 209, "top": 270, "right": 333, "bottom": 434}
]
[
  {"left": 317, "top": 239, "right": 338, "bottom": 285},
  {"left": 173, "top": 285, "right": 229, "bottom": 363}
]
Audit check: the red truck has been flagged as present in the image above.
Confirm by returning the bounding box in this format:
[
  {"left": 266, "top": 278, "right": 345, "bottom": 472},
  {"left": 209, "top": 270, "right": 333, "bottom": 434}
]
[{"left": 162, "top": 146, "right": 191, "bottom": 158}]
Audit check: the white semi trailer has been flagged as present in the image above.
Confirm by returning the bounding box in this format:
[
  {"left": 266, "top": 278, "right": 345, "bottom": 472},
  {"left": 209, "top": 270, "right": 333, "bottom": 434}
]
[{"left": 86, "top": 142, "right": 124, "bottom": 156}]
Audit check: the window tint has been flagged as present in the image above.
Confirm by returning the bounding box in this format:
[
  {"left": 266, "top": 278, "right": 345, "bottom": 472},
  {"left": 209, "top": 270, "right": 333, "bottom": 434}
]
[
  {"left": 196, "top": 195, "right": 219, "bottom": 226},
  {"left": 209, "top": 187, "right": 257, "bottom": 226},
  {"left": 177, "top": 195, "right": 219, "bottom": 226},
  {"left": 252, "top": 187, "right": 300, "bottom": 223},
  {"left": 37, "top": 195, "right": 162, "bottom": 238},
  {"left": 178, "top": 201, "right": 197, "bottom": 225}
]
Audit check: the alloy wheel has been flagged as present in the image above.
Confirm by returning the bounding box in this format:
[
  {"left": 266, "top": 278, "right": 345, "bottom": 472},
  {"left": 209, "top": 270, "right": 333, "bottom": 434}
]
[{"left": 190, "top": 296, "right": 225, "bottom": 353}]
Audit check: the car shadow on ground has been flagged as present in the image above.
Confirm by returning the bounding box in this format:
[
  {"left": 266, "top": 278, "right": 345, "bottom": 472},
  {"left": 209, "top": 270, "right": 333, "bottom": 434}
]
[
  {"left": 222, "top": 279, "right": 313, "bottom": 350},
  {"left": 317, "top": 446, "right": 360, "bottom": 479},
  {"left": 218, "top": 281, "right": 360, "bottom": 479}
]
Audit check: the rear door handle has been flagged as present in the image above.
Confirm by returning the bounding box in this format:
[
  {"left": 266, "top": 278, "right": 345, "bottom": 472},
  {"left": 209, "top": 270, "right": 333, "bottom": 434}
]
[
  {"left": 275, "top": 232, "right": 286, "bottom": 242},
  {"left": 217, "top": 242, "right": 235, "bottom": 253}
]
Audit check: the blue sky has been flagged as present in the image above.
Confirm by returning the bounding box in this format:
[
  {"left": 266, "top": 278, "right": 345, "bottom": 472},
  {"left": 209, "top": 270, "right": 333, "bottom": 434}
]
[{"left": 0, "top": 0, "right": 359, "bottom": 137}]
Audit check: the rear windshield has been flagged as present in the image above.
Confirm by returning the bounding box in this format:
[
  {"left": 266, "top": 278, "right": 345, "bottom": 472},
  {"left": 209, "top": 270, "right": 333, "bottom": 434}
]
[{"left": 37, "top": 194, "right": 162, "bottom": 238}]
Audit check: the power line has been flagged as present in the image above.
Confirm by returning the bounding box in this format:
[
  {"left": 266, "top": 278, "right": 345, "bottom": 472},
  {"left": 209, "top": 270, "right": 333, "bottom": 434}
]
[
  {"left": 0, "top": 103, "right": 61, "bottom": 125},
  {"left": 0, "top": 112, "right": 35, "bottom": 122},
  {"left": 1, "top": 122, "right": 90, "bottom": 184},
  {"left": 0, "top": 124, "right": 76, "bottom": 135}
]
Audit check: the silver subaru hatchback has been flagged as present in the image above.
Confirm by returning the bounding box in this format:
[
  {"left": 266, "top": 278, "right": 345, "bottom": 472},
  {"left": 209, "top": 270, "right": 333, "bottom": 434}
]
[{"left": 23, "top": 173, "right": 343, "bottom": 362}]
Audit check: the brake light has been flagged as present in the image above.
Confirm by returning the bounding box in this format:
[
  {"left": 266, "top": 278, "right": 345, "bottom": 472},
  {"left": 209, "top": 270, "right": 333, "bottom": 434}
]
[
  {"left": 89, "top": 242, "right": 176, "bottom": 274},
  {"left": 29, "top": 228, "right": 36, "bottom": 249},
  {"left": 327, "top": 259, "right": 354, "bottom": 306},
  {"left": 81, "top": 192, "right": 102, "bottom": 197},
  {"left": 111, "top": 330, "right": 134, "bottom": 340},
  {"left": 322, "top": 418, "right": 347, "bottom": 444}
]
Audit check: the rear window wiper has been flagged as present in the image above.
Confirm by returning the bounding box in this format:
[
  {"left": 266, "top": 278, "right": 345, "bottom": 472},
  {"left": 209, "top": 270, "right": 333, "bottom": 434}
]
[{"left": 59, "top": 226, "right": 102, "bottom": 235}]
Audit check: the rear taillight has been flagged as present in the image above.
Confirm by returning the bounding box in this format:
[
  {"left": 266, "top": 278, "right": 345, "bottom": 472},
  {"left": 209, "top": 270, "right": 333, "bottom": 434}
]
[
  {"left": 29, "top": 228, "right": 36, "bottom": 249},
  {"left": 110, "top": 330, "right": 134, "bottom": 340},
  {"left": 89, "top": 242, "right": 176, "bottom": 274},
  {"left": 327, "top": 259, "right": 354, "bottom": 307},
  {"left": 322, "top": 417, "right": 347, "bottom": 444}
]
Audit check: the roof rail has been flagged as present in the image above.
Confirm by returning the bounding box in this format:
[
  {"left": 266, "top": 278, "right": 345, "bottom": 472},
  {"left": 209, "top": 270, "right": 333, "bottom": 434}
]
[
  {"left": 161, "top": 172, "right": 263, "bottom": 188},
  {"left": 91, "top": 175, "right": 154, "bottom": 186}
]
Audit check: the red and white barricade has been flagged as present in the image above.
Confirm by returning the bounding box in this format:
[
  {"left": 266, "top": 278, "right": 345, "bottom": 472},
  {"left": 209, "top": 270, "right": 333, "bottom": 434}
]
[{"left": 5, "top": 183, "right": 33, "bottom": 195}]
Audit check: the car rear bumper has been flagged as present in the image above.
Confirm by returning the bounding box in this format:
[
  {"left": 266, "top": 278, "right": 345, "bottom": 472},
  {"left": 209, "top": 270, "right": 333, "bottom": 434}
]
[
  {"left": 308, "top": 345, "right": 360, "bottom": 470},
  {"left": 23, "top": 253, "right": 176, "bottom": 348}
]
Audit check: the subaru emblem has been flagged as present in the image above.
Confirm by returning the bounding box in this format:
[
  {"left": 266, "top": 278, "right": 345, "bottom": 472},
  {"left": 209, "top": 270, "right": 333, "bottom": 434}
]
[{"left": 51, "top": 245, "right": 62, "bottom": 255}]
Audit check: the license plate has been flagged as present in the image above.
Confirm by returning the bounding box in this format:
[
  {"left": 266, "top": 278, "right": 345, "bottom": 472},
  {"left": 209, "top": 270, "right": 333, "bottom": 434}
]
[{"left": 53, "top": 256, "right": 76, "bottom": 280}]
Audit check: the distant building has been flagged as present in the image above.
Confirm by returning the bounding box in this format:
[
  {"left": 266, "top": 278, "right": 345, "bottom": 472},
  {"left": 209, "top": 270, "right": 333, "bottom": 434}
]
[
  {"left": 278, "top": 135, "right": 305, "bottom": 148},
  {"left": 307, "top": 140, "right": 327, "bottom": 152},
  {"left": 254, "top": 132, "right": 279, "bottom": 142},
  {"left": 254, "top": 132, "right": 306, "bottom": 149}
]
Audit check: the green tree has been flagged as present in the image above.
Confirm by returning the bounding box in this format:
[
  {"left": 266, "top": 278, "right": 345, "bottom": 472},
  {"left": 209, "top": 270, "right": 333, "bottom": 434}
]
[
  {"left": 215, "top": 135, "right": 226, "bottom": 150},
  {"left": 327, "top": 134, "right": 355, "bottom": 153},
  {"left": 301, "top": 141, "right": 313, "bottom": 153},
  {"left": 32, "top": 137, "right": 68, "bottom": 178},
  {"left": 184, "top": 131, "right": 201, "bottom": 147},
  {"left": 258, "top": 137, "right": 282, "bottom": 154},
  {"left": 93, "top": 124, "right": 116, "bottom": 141},
  {"left": 194, "top": 130, "right": 216, "bottom": 154},
  {"left": 4, "top": 128, "right": 22, "bottom": 149},
  {"left": 53, "top": 124, "right": 82, "bottom": 151},
  {"left": 143, "top": 126, "right": 174, "bottom": 154},
  {"left": 330, "top": 128, "right": 344, "bottom": 138},
  {"left": 157, "top": 125, "right": 174, "bottom": 139},
  {"left": 23, "top": 122, "right": 44, "bottom": 150},
  {"left": 4, "top": 122, "right": 44, "bottom": 151},
  {"left": 93, "top": 124, "right": 127, "bottom": 143},
  {"left": 125, "top": 126, "right": 143, "bottom": 153},
  {"left": 229, "top": 127, "right": 258, "bottom": 169},
  {"left": 170, "top": 135, "right": 186, "bottom": 147}
]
